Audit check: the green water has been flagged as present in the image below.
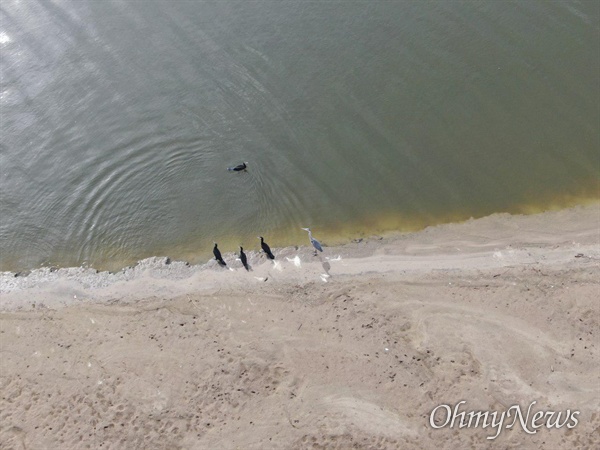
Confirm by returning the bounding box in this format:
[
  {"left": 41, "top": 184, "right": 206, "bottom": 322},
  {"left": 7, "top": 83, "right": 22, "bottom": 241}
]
[{"left": 0, "top": 0, "right": 598, "bottom": 272}]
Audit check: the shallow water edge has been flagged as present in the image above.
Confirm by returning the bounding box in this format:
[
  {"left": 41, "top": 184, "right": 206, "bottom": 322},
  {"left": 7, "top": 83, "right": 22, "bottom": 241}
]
[{"left": 1, "top": 199, "right": 598, "bottom": 302}]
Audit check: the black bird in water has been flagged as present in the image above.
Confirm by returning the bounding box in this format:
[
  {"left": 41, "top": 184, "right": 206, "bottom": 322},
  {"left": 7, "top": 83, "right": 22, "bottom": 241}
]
[
  {"left": 258, "top": 236, "right": 275, "bottom": 259},
  {"left": 227, "top": 162, "right": 248, "bottom": 172},
  {"left": 213, "top": 243, "right": 227, "bottom": 266},
  {"left": 239, "top": 246, "right": 249, "bottom": 271}
]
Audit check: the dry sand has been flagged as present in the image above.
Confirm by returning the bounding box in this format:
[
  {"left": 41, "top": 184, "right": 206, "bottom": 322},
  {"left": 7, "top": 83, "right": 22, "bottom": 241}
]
[{"left": 1, "top": 204, "right": 599, "bottom": 450}]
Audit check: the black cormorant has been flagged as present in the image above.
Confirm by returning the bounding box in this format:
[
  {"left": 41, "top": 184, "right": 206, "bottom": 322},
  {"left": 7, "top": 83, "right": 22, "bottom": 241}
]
[
  {"left": 258, "top": 236, "right": 275, "bottom": 259},
  {"left": 239, "top": 246, "right": 249, "bottom": 271},
  {"left": 213, "top": 243, "right": 227, "bottom": 266},
  {"left": 227, "top": 162, "right": 248, "bottom": 172}
]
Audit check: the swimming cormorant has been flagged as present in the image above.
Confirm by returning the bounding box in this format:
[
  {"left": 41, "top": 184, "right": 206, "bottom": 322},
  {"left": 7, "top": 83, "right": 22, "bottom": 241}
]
[{"left": 228, "top": 162, "right": 248, "bottom": 172}]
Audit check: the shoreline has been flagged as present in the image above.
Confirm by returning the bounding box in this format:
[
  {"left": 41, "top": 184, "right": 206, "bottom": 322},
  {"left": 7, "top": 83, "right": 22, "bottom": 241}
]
[
  {"left": 1, "top": 203, "right": 599, "bottom": 449},
  {"left": 1, "top": 194, "right": 598, "bottom": 275},
  {"left": 1, "top": 203, "right": 598, "bottom": 311}
]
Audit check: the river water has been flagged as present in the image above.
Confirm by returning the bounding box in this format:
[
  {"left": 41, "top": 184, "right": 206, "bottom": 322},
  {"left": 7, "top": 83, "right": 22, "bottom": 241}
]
[{"left": 1, "top": 0, "right": 598, "bottom": 272}]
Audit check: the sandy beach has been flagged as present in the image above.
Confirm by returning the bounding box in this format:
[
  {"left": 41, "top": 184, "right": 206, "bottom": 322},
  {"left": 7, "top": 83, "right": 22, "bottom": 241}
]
[{"left": 1, "top": 204, "right": 599, "bottom": 450}]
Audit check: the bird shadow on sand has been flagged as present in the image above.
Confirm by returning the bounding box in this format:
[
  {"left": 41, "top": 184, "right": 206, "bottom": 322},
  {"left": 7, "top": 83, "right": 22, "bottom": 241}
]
[
  {"left": 321, "top": 260, "right": 331, "bottom": 276},
  {"left": 316, "top": 255, "right": 332, "bottom": 282}
]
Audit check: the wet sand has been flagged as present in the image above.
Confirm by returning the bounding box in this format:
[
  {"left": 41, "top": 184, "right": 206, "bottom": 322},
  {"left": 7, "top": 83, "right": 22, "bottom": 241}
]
[{"left": 1, "top": 204, "right": 599, "bottom": 449}]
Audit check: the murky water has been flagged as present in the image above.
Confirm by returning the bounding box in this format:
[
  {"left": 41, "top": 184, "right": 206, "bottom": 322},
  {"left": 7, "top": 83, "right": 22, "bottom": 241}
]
[{"left": 1, "top": 0, "right": 598, "bottom": 271}]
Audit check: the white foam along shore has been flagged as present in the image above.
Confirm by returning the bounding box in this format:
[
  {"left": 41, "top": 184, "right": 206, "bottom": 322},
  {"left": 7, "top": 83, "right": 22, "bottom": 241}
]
[{"left": 1, "top": 203, "right": 598, "bottom": 311}]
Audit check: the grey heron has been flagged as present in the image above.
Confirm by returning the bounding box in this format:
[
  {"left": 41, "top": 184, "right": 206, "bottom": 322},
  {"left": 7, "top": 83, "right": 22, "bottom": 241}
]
[
  {"left": 213, "top": 243, "right": 227, "bottom": 266},
  {"left": 302, "top": 228, "right": 323, "bottom": 255},
  {"left": 258, "top": 236, "right": 275, "bottom": 259},
  {"left": 239, "top": 246, "right": 249, "bottom": 271},
  {"left": 228, "top": 162, "right": 248, "bottom": 171}
]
